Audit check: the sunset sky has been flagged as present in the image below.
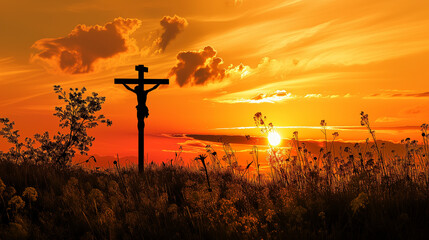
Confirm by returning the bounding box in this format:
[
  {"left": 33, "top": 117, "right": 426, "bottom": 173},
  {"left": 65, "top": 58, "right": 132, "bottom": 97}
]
[{"left": 1, "top": 0, "right": 429, "bottom": 165}]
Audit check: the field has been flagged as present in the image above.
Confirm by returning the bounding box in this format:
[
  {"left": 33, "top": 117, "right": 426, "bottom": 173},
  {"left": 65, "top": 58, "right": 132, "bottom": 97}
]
[
  {"left": 1, "top": 88, "right": 429, "bottom": 239},
  {"left": 1, "top": 134, "right": 429, "bottom": 239}
]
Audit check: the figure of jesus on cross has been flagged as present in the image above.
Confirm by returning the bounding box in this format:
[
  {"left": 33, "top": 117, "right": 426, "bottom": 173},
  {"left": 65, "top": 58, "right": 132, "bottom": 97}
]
[
  {"left": 115, "top": 65, "right": 169, "bottom": 174},
  {"left": 122, "top": 83, "right": 160, "bottom": 127}
]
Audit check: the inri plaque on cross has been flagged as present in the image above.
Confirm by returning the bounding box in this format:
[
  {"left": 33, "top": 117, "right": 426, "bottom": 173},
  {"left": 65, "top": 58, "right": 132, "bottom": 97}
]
[{"left": 114, "top": 65, "right": 169, "bottom": 174}]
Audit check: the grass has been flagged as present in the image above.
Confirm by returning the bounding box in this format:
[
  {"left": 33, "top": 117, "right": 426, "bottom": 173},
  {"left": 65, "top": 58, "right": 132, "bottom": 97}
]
[
  {"left": 0, "top": 155, "right": 429, "bottom": 239},
  {"left": 1, "top": 112, "right": 429, "bottom": 239}
]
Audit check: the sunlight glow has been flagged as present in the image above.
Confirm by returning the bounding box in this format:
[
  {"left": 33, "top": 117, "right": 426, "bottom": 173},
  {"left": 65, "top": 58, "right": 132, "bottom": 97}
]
[{"left": 268, "top": 130, "right": 281, "bottom": 146}]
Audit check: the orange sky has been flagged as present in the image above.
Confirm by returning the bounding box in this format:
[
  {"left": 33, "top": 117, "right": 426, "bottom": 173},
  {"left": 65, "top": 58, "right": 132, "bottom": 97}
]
[{"left": 1, "top": 0, "right": 429, "bottom": 165}]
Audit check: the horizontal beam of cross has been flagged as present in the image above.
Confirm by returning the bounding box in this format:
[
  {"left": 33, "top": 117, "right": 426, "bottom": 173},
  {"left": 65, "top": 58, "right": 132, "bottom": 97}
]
[{"left": 114, "top": 78, "right": 169, "bottom": 85}]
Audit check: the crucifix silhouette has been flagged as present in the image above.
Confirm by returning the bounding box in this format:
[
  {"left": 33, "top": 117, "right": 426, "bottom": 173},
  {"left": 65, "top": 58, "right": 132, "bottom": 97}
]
[{"left": 114, "top": 65, "right": 169, "bottom": 174}]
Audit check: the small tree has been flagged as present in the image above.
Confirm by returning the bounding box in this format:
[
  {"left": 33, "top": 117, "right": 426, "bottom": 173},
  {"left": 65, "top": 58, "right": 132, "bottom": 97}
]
[
  {"left": 50, "top": 85, "right": 112, "bottom": 164},
  {"left": 0, "top": 85, "right": 112, "bottom": 166},
  {"left": 0, "top": 118, "right": 25, "bottom": 162}
]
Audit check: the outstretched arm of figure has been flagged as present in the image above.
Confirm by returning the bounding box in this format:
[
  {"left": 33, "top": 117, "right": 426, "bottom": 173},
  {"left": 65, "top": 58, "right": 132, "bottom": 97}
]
[
  {"left": 122, "top": 84, "right": 135, "bottom": 93},
  {"left": 146, "top": 83, "right": 161, "bottom": 93}
]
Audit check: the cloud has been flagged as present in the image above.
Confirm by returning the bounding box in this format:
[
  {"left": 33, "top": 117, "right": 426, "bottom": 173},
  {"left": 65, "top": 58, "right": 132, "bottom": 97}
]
[
  {"left": 304, "top": 94, "right": 342, "bottom": 99},
  {"left": 398, "top": 92, "right": 429, "bottom": 97},
  {"left": 215, "top": 90, "right": 295, "bottom": 103},
  {"left": 32, "top": 17, "right": 141, "bottom": 74},
  {"left": 403, "top": 106, "right": 422, "bottom": 115},
  {"left": 187, "top": 134, "right": 269, "bottom": 146},
  {"left": 181, "top": 133, "right": 415, "bottom": 152},
  {"left": 0, "top": 58, "right": 35, "bottom": 80},
  {"left": 199, "top": 55, "right": 358, "bottom": 104},
  {"left": 209, "top": 88, "right": 347, "bottom": 104},
  {"left": 175, "top": 139, "right": 213, "bottom": 153},
  {"left": 169, "top": 46, "right": 247, "bottom": 87},
  {"left": 366, "top": 91, "right": 429, "bottom": 99},
  {"left": 163, "top": 133, "right": 269, "bottom": 147},
  {"left": 375, "top": 117, "right": 403, "bottom": 123},
  {"left": 154, "top": 15, "right": 188, "bottom": 52},
  {"left": 212, "top": 125, "right": 421, "bottom": 133},
  {"left": 304, "top": 94, "right": 322, "bottom": 98},
  {"left": 178, "top": 140, "right": 207, "bottom": 148},
  {"left": 234, "top": 0, "right": 243, "bottom": 6},
  {"left": 161, "top": 133, "right": 190, "bottom": 139}
]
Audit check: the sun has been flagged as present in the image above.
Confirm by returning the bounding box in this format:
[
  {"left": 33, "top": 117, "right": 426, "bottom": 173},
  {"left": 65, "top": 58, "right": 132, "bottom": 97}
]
[{"left": 268, "top": 130, "right": 281, "bottom": 146}]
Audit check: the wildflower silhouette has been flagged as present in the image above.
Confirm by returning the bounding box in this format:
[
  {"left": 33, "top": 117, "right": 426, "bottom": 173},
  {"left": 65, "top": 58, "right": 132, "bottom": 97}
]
[
  {"left": 22, "top": 187, "right": 38, "bottom": 202},
  {"left": 195, "top": 154, "right": 212, "bottom": 192},
  {"left": 360, "top": 111, "right": 385, "bottom": 175},
  {"left": 22, "top": 187, "right": 38, "bottom": 209},
  {"left": 8, "top": 195, "right": 25, "bottom": 211},
  {"left": 350, "top": 192, "right": 368, "bottom": 215},
  {"left": 0, "top": 178, "right": 5, "bottom": 194}
]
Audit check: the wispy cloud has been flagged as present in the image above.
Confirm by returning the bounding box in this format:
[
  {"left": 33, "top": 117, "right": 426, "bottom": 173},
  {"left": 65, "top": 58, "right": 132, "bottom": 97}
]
[
  {"left": 366, "top": 91, "right": 429, "bottom": 99},
  {"left": 178, "top": 140, "right": 207, "bottom": 148},
  {"left": 161, "top": 133, "right": 190, "bottom": 139},
  {"left": 202, "top": 0, "right": 429, "bottom": 67},
  {"left": 212, "top": 90, "right": 295, "bottom": 104},
  {"left": 200, "top": 53, "right": 361, "bottom": 103},
  {"left": 233, "top": 0, "right": 243, "bottom": 6},
  {"left": 212, "top": 125, "right": 360, "bottom": 131},
  {"left": 403, "top": 106, "right": 423, "bottom": 115},
  {"left": 0, "top": 59, "right": 36, "bottom": 79},
  {"left": 173, "top": 139, "right": 222, "bottom": 154},
  {"left": 375, "top": 117, "right": 403, "bottom": 123},
  {"left": 212, "top": 125, "right": 421, "bottom": 132},
  {"left": 0, "top": 91, "right": 51, "bottom": 108},
  {"left": 209, "top": 88, "right": 350, "bottom": 104},
  {"left": 163, "top": 133, "right": 419, "bottom": 154}
]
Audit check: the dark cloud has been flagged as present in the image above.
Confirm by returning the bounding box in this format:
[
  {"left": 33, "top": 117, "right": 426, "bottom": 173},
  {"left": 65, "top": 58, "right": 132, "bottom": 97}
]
[
  {"left": 32, "top": 17, "right": 141, "bottom": 74},
  {"left": 369, "top": 92, "right": 429, "bottom": 98},
  {"left": 403, "top": 106, "right": 422, "bottom": 115},
  {"left": 178, "top": 140, "right": 207, "bottom": 149},
  {"left": 184, "top": 134, "right": 417, "bottom": 156},
  {"left": 251, "top": 90, "right": 290, "bottom": 101},
  {"left": 252, "top": 94, "right": 264, "bottom": 101},
  {"left": 169, "top": 46, "right": 228, "bottom": 87},
  {"left": 162, "top": 133, "right": 268, "bottom": 146},
  {"left": 408, "top": 92, "right": 429, "bottom": 97},
  {"left": 154, "top": 15, "right": 188, "bottom": 52},
  {"left": 187, "top": 134, "right": 269, "bottom": 146},
  {"left": 161, "top": 133, "right": 189, "bottom": 139}
]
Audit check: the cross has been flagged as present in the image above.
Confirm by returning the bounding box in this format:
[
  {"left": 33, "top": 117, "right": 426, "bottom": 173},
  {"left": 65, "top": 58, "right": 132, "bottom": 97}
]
[{"left": 114, "top": 65, "right": 169, "bottom": 174}]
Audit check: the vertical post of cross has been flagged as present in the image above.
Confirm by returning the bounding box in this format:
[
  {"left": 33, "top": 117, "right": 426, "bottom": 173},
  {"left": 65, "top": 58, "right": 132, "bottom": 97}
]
[{"left": 135, "top": 65, "right": 148, "bottom": 174}]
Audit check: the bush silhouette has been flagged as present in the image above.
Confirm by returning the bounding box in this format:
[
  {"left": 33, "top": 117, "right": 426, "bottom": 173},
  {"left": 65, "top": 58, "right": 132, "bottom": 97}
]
[{"left": 0, "top": 85, "right": 111, "bottom": 166}]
